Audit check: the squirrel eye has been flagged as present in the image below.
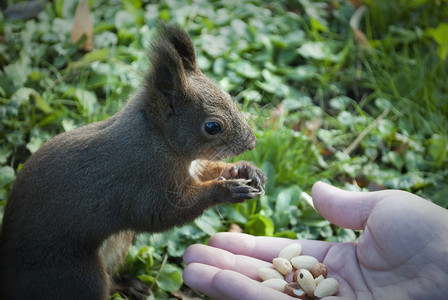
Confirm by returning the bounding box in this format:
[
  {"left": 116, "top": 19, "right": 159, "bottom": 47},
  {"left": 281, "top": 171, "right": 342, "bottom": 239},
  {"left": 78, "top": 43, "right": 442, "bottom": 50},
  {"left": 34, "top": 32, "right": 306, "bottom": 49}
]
[{"left": 204, "top": 121, "right": 221, "bottom": 135}]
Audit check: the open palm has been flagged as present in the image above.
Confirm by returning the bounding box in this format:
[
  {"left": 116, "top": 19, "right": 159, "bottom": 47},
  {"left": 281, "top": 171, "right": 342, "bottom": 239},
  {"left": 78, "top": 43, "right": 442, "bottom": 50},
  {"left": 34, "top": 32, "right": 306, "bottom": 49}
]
[{"left": 183, "top": 182, "right": 448, "bottom": 299}]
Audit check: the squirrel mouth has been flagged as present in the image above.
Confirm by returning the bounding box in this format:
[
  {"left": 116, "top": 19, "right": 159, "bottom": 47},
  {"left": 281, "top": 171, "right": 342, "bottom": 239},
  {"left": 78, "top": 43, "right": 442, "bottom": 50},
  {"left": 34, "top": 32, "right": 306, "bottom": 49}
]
[
  {"left": 200, "top": 131, "right": 256, "bottom": 161},
  {"left": 201, "top": 145, "right": 249, "bottom": 161}
]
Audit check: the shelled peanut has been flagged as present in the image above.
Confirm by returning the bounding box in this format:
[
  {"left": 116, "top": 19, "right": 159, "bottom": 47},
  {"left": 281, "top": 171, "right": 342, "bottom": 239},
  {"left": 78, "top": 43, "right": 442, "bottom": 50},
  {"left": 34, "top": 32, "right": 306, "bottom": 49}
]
[{"left": 257, "top": 243, "right": 339, "bottom": 299}]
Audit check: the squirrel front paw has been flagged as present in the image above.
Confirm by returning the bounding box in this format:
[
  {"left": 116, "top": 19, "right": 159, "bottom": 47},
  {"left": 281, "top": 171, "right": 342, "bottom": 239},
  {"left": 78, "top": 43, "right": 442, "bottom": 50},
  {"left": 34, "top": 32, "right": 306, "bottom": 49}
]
[
  {"left": 220, "top": 178, "right": 263, "bottom": 203},
  {"left": 228, "top": 161, "right": 267, "bottom": 195}
]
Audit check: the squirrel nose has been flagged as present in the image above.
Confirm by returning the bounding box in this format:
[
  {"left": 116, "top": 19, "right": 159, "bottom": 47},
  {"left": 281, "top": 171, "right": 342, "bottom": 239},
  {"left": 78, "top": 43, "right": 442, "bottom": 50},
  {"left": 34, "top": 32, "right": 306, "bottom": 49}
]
[{"left": 247, "top": 132, "right": 257, "bottom": 151}]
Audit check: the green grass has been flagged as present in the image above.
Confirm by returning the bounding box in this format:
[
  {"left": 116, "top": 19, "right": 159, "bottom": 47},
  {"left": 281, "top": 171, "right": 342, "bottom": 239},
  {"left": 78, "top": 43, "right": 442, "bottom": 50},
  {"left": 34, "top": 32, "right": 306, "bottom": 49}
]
[{"left": 1, "top": 0, "right": 447, "bottom": 298}]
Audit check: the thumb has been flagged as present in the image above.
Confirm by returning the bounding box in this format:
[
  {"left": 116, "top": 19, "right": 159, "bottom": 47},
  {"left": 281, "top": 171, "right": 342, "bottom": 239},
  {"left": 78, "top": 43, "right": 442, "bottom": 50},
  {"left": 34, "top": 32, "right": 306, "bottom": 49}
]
[{"left": 311, "top": 181, "right": 383, "bottom": 230}]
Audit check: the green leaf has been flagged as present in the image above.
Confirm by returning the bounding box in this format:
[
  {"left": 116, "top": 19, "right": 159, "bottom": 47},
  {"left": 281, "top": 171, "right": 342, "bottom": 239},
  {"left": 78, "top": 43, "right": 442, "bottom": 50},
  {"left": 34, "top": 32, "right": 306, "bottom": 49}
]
[
  {"left": 385, "top": 151, "right": 404, "bottom": 170},
  {"left": 427, "top": 134, "right": 447, "bottom": 167},
  {"left": 426, "top": 23, "right": 448, "bottom": 61},
  {"left": 327, "top": 228, "right": 357, "bottom": 242},
  {"left": 0, "top": 166, "right": 15, "bottom": 190},
  {"left": 298, "top": 0, "right": 328, "bottom": 32},
  {"left": 35, "top": 91, "right": 53, "bottom": 114},
  {"left": 60, "top": 0, "right": 78, "bottom": 18},
  {"left": 256, "top": 70, "right": 289, "bottom": 96},
  {"left": 426, "top": 182, "right": 448, "bottom": 207},
  {"left": 11, "top": 87, "right": 34, "bottom": 106},
  {"left": 155, "top": 263, "right": 183, "bottom": 292},
  {"left": 0, "top": 147, "right": 13, "bottom": 164},
  {"left": 274, "top": 230, "right": 298, "bottom": 239},
  {"left": 297, "top": 42, "right": 340, "bottom": 62},
  {"left": 261, "top": 161, "right": 276, "bottom": 194},
  {"left": 198, "top": 34, "right": 228, "bottom": 57},
  {"left": 385, "top": 173, "right": 425, "bottom": 190},
  {"left": 6, "top": 131, "right": 25, "bottom": 147},
  {"left": 310, "top": 17, "right": 328, "bottom": 32},
  {"left": 245, "top": 214, "right": 275, "bottom": 236},
  {"left": 3, "top": 54, "right": 32, "bottom": 88},
  {"left": 136, "top": 245, "right": 154, "bottom": 269},
  {"left": 231, "top": 61, "right": 260, "bottom": 79},
  {"left": 115, "top": 10, "right": 136, "bottom": 30},
  {"left": 53, "top": 0, "right": 64, "bottom": 18},
  {"left": 242, "top": 90, "right": 262, "bottom": 102},
  {"left": 26, "top": 136, "right": 43, "bottom": 153},
  {"left": 282, "top": 96, "right": 313, "bottom": 111},
  {"left": 196, "top": 55, "right": 211, "bottom": 71},
  {"left": 230, "top": 19, "right": 248, "bottom": 37},
  {"left": 124, "top": 244, "right": 154, "bottom": 274},
  {"left": 194, "top": 210, "right": 222, "bottom": 236},
  {"left": 377, "top": 119, "right": 395, "bottom": 138},
  {"left": 329, "top": 96, "right": 351, "bottom": 111},
  {"left": 276, "top": 185, "right": 302, "bottom": 211},
  {"left": 272, "top": 185, "right": 302, "bottom": 229},
  {"left": 62, "top": 119, "right": 77, "bottom": 132},
  {"left": 25, "top": 129, "right": 52, "bottom": 154},
  {"left": 74, "top": 89, "right": 98, "bottom": 117},
  {"left": 68, "top": 49, "right": 111, "bottom": 70},
  {"left": 337, "top": 111, "right": 354, "bottom": 127},
  {"left": 301, "top": 206, "right": 329, "bottom": 227}
]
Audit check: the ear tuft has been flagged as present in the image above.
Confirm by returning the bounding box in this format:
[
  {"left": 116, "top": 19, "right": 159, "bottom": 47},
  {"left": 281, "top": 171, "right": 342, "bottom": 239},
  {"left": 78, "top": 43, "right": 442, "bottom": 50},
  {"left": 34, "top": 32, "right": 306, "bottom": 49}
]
[
  {"left": 148, "top": 38, "right": 185, "bottom": 95},
  {"left": 145, "top": 24, "right": 198, "bottom": 117},
  {"left": 147, "top": 23, "right": 199, "bottom": 95},
  {"left": 157, "top": 23, "right": 197, "bottom": 71}
]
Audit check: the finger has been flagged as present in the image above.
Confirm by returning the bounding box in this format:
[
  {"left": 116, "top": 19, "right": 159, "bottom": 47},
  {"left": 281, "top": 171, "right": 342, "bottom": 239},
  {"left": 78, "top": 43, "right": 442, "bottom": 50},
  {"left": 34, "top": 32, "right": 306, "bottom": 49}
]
[
  {"left": 311, "top": 181, "right": 384, "bottom": 230},
  {"left": 208, "top": 232, "right": 332, "bottom": 263},
  {"left": 183, "top": 243, "right": 271, "bottom": 280},
  {"left": 182, "top": 263, "right": 223, "bottom": 298},
  {"left": 183, "top": 263, "right": 293, "bottom": 300},
  {"left": 213, "top": 269, "right": 293, "bottom": 300}
]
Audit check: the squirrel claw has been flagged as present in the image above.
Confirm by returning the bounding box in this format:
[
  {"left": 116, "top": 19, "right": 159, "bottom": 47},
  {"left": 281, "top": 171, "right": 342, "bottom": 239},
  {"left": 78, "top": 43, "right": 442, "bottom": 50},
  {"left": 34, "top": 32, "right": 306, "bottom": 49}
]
[
  {"left": 230, "top": 161, "right": 267, "bottom": 194},
  {"left": 224, "top": 179, "right": 261, "bottom": 202}
]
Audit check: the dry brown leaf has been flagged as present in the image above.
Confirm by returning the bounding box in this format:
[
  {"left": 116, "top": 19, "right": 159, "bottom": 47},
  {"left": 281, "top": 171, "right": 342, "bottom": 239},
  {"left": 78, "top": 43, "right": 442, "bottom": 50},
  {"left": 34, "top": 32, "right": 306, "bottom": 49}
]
[
  {"left": 304, "top": 118, "right": 321, "bottom": 138},
  {"left": 353, "top": 28, "right": 371, "bottom": 49},
  {"left": 348, "top": 0, "right": 363, "bottom": 8},
  {"left": 71, "top": 0, "right": 94, "bottom": 51},
  {"left": 228, "top": 223, "right": 243, "bottom": 233},
  {"left": 265, "top": 103, "right": 285, "bottom": 129},
  {"left": 354, "top": 172, "right": 368, "bottom": 188},
  {"left": 349, "top": 5, "right": 371, "bottom": 50}
]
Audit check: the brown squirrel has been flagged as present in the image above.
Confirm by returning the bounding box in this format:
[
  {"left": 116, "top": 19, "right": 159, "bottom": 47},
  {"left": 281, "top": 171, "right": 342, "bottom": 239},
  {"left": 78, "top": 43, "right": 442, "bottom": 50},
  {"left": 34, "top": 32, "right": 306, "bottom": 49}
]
[{"left": 0, "top": 24, "right": 266, "bottom": 299}]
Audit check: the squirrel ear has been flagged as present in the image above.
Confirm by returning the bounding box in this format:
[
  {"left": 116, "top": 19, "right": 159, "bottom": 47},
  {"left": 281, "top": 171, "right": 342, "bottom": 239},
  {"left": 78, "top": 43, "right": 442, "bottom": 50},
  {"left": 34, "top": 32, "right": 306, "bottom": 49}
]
[
  {"left": 147, "top": 24, "right": 198, "bottom": 99},
  {"left": 148, "top": 39, "right": 186, "bottom": 98},
  {"left": 157, "top": 23, "right": 197, "bottom": 71}
]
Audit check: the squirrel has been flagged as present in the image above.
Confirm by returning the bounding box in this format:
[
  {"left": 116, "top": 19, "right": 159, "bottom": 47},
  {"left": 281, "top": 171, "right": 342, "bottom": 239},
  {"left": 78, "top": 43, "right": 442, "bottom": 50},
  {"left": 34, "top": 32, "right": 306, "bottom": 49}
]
[{"left": 0, "top": 23, "right": 266, "bottom": 300}]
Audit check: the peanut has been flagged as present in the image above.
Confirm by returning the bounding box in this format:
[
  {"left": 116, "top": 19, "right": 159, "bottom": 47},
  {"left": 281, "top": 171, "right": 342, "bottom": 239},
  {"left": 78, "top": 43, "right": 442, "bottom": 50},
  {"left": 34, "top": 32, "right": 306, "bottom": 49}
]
[
  {"left": 285, "top": 282, "right": 306, "bottom": 299},
  {"left": 257, "top": 267, "right": 284, "bottom": 281},
  {"left": 314, "top": 277, "right": 339, "bottom": 298},
  {"left": 261, "top": 278, "right": 287, "bottom": 293},
  {"left": 311, "top": 262, "right": 327, "bottom": 278},
  {"left": 296, "top": 269, "right": 315, "bottom": 297},
  {"left": 258, "top": 244, "right": 340, "bottom": 299},
  {"left": 314, "top": 274, "right": 325, "bottom": 286},
  {"left": 278, "top": 243, "right": 302, "bottom": 262},
  {"left": 273, "top": 257, "right": 293, "bottom": 276},
  {"left": 291, "top": 255, "right": 319, "bottom": 271},
  {"left": 292, "top": 269, "right": 300, "bottom": 282}
]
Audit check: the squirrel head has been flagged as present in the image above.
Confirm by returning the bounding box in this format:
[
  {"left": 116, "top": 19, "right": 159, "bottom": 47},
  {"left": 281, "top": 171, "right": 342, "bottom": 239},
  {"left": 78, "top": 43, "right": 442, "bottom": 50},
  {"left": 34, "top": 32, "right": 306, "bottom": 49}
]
[{"left": 144, "top": 24, "right": 256, "bottom": 160}]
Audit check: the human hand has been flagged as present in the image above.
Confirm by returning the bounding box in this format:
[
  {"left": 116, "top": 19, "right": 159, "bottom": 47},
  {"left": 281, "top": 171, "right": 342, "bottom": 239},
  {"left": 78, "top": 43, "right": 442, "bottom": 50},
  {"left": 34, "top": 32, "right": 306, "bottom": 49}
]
[{"left": 183, "top": 181, "right": 448, "bottom": 299}]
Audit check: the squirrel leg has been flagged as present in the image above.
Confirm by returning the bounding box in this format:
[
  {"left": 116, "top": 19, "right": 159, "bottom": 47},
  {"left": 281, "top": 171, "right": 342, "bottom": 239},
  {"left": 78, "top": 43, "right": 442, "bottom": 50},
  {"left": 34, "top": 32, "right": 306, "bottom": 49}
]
[{"left": 99, "top": 231, "right": 151, "bottom": 299}]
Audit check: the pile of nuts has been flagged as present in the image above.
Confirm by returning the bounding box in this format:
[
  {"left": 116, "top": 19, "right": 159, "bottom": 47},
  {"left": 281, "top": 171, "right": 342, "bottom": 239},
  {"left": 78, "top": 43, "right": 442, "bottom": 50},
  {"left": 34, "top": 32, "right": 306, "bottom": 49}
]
[{"left": 258, "top": 242, "right": 339, "bottom": 298}]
